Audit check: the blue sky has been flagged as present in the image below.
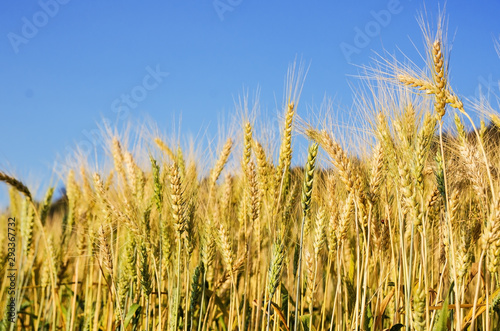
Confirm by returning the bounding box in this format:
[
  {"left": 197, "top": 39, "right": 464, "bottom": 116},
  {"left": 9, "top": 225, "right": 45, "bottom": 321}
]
[{"left": 1, "top": 0, "right": 500, "bottom": 203}]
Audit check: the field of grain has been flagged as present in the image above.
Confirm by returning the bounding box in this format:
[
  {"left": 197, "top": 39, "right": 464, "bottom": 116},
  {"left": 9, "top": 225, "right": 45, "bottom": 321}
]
[{"left": 1, "top": 21, "right": 500, "bottom": 331}]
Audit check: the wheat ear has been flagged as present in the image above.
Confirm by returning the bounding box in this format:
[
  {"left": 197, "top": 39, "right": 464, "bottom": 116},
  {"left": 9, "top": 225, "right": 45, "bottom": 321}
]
[
  {"left": 294, "top": 143, "right": 318, "bottom": 331},
  {"left": 0, "top": 171, "right": 32, "bottom": 200}
]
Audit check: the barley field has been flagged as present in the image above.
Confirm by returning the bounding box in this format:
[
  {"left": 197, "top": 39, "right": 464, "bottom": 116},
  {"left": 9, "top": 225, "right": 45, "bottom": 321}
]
[{"left": 2, "top": 20, "right": 500, "bottom": 331}]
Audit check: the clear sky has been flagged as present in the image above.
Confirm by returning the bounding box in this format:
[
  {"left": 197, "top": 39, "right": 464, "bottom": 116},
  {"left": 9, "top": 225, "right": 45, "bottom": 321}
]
[{"left": 1, "top": 0, "right": 500, "bottom": 203}]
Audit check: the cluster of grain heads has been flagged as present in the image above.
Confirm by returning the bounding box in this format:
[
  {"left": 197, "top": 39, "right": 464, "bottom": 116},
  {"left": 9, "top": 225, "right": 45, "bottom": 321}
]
[{"left": 4, "top": 23, "right": 500, "bottom": 331}]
